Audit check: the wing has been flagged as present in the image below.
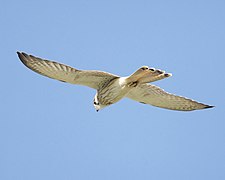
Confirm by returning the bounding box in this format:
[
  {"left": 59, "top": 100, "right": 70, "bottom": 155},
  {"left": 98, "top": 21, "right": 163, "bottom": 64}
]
[
  {"left": 126, "top": 84, "right": 214, "bottom": 111},
  {"left": 17, "top": 52, "right": 119, "bottom": 89}
]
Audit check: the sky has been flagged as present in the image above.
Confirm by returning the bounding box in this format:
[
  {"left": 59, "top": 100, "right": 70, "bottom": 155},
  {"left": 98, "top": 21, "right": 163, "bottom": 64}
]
[{"left": 1, "top": 0, "right": 224, "bottom": 179}]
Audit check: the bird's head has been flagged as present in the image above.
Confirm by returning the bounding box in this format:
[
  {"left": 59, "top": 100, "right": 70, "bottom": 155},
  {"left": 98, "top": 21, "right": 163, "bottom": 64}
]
[{"left": 93, "top": 94, "right": 106, "bottom": 112}]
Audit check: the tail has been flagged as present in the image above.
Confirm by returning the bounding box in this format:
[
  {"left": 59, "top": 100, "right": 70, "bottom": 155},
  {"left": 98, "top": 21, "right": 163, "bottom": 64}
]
[{"left": 127, "top": 66, "right": 172, "bottom": 84}]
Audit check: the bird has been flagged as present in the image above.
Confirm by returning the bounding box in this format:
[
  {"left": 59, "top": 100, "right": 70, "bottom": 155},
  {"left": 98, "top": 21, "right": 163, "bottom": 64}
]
[{"left": 17, "top": 52, "right": 214, "bottom": 112}]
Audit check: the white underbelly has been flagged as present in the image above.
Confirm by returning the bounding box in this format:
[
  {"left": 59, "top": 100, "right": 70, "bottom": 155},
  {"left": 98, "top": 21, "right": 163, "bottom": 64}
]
[{"left": 97, "top": 77, "right": 130, "bottom": 105}]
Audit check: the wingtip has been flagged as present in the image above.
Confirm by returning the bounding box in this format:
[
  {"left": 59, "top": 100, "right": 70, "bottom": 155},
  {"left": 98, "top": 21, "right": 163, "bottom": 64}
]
[
  {"left": 204, "top": 105, "right": 215, "bottom": 109},
  {"left": 17, "top": 51, "right": 22, "bottom": 59},
  {"left": 17, "top": 51, "right": 23, "bottom": 59},
  {"left": 16, "top": 51, "right": 22, "bottom": 57},
  {"left": 17, "top": 51, "right": 28, "bottom": 56},
  {"left": 17, "top": 51, "right": 30, "bottom": 66}
]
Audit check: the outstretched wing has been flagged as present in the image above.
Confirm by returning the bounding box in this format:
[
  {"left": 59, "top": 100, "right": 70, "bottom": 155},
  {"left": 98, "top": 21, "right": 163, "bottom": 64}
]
[
  {"left": 17, "top": 52, "right": 119, "bottom": 89},
  {"left": 126, "top": 84, "right": 214, "bottom": 111}
]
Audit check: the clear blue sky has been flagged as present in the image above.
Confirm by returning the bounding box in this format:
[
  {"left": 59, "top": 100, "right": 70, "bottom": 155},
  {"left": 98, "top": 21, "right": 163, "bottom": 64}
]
[{"left": 1, "top": 0, "right": 224, "bottom": 179}]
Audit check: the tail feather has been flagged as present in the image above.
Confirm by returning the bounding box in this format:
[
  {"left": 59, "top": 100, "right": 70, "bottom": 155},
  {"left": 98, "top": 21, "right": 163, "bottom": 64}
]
[{"left": 127, "top": 66, "right": 172, "bottom": 84}]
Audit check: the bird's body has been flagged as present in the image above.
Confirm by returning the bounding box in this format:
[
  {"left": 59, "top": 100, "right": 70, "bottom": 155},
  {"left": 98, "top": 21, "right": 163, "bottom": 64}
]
[
  {"left": 97, "top": 77, "right": 126, "bottom": 105},
  {"left": 17, "top": 52, "right": 214, "bottom": 111}
]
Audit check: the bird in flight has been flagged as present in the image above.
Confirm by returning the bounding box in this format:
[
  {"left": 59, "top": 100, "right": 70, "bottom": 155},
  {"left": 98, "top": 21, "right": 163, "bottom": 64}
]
[{"left": 17, "top": 52, "right": 214, "bottom": 112}]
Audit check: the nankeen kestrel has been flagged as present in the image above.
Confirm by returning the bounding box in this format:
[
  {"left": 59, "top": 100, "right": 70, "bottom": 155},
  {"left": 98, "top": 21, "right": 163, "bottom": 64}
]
[{"left": 17, "top": 52, "right": 214, "bottom": 112}]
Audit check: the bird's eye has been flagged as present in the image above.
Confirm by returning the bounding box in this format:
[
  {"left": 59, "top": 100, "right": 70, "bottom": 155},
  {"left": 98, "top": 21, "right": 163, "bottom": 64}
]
[{"left": 94, "top": 101, "right": 99, "bottom": 105}]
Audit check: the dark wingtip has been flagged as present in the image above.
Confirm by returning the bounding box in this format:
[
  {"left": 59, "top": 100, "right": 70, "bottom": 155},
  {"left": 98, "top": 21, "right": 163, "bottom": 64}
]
[
  {"left": 17, "top": 51, "right": 30, "bottom": 67},
  {"left": 17, "top": 51, "right": 28, "bottom": 57},
  {"left": 204, "top": 105, "right": 215, "bottom": 109},
  {"left": 17, "top": 51, "right": 23, "bottom": 61},
  {"left": 17, "top": 51, "right": 22, "bottom": 58}
]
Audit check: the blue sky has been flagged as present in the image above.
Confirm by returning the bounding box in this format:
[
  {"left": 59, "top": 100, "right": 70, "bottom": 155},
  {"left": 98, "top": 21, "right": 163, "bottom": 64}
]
[{"left": 1, "top": 0, "right": 224, "bottom": 179}]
